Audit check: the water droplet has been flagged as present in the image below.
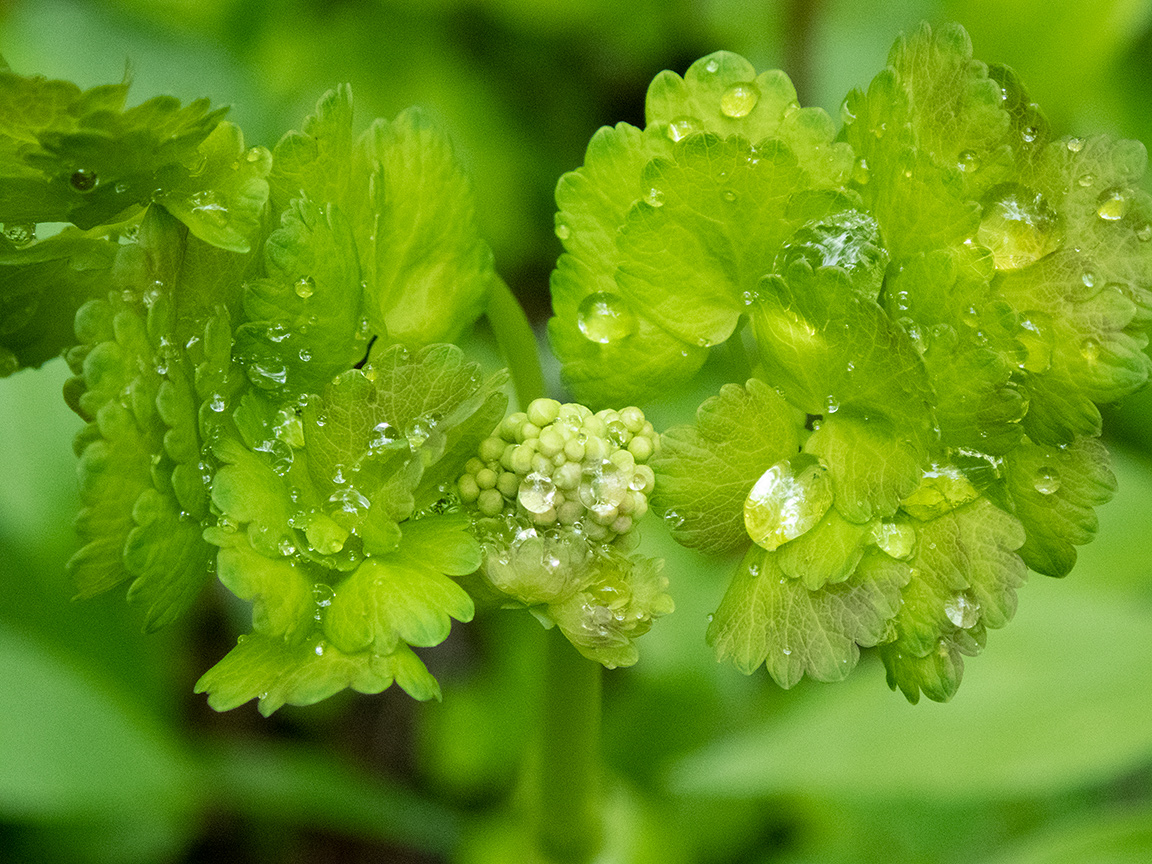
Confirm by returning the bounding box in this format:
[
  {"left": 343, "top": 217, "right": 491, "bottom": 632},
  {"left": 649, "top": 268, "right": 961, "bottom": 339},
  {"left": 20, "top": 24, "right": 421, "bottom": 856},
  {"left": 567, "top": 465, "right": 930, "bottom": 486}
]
[
  {"left": 406, "top": 416, "right": 436, "bottom": 451},
  {"left": 644, "top": 186, "right": 665, "bottom": 207},
  {"left": 945, "top": 593, "right": 980, "bottom": 628},
  {"left": 259, "top": 437, "right": 294, "bottom": 475},
  {"left": 1138, "top": 224, "right": 1152, "bottom": 242},
  {"left": 957, "top": 150, "right": 981, "bottom": 173},
  {"left": 743, "top": 454, "right": 833, "bottom": 551},
  {"left": 295, "top": 276, "right": 315, "bottom": 298},
  {"left": 329, "top": 486, "right": 370, "bottom": 516},
  {"left": 519, "top": 471, "right": 557, "bottom": 515},
  {"left": 976, "top": 184, "right": 1063, "bottom": 270},
  {"left": 248, "top": 358, "right": 288, "bottom": 388},
  {"left": 2, "top": 222, "right": 35, "bottom": 246},
  {"left": 667, "top": 116, "right": 701, "bottom": 142},
  {"left": 1017, "top": 314, "right": 1053, "bottom": 373},
  {"left": 723, "top": 189, "right": 737, "bottom": 202},
  {"left": 1080, "top": 337, "right": 1101, "bottom": 365},
  {"left": 720, "top": 82, "right": 759, "bottom": 118},
  {"left": 369, "top": 421, "right": 400, "bottom": 450},
  {"left": 1033, "top": 465, "right": 1061, "bottom": 495},
  {"left": 580, "top": 460, "right": 629, "bottom": 523},
  {"left": 1096, "top": 188, "right": 1129, "bottom": 221},
  {"left": 839, "top": 98, "right": 856, "bottom": 125},
  {"left": 266, "top": 322, "right": 290, "bottom": 343},
  {"left": 69, "top": 169, "right": 97, "bottom": 191},
  {"left": 209, "top": 393, "right": 226, "bottom": 413},
  {"left": 1066, "top": 138, "right": 1083, "bottom": 153},
  {"left": 852, "top": 157, "right": 870, "bottom": 185},
  {"left": 1021, "top": 126, "right": 1038, "bottom": 143},
  {"left": 298, "top": 348, "right": 312, "bottom": 362},
  {"left": 663, "top": 509, "right": 685, "bottom": 529},
  {"left": 554, "top": 222, "right": 570, "bottom": 240},
  {"left": 190, "top": 190, "right": 228, "bottom": 226},
  {"left": 1077, "top": 173, "right": 1095, "bottom": 188},
  {"left": 312, "top": 583, "right": 335, "bottom": 619},
  {"left": 705, "top": 58, "right": 720, "bottom": 73},
  {"left": 278, "top": 537, "right": 296, "bottom": 556},
  {"left": 871, "top": 521, "right": 916, "bottom": 560},
  {"left": 900, "top": 462, "right": 979, "bottom": 521},
  {"left": 576, "top": 292, "right": 637, "bottom": 344}
]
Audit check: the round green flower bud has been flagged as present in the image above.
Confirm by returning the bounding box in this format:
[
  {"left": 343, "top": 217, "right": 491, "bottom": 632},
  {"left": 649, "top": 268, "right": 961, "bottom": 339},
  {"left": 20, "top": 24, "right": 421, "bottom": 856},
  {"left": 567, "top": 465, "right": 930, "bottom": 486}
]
[
  {"left": 477, "top": 488, "right": 504, "bottom": 516},
  {"left": 479, "top": 436, "right": 506, "bottom": 463},
  {"left": 458, "top": 473, "right": 480, "bottom": 503},
  {"left": 527, "top": 397, "right": 562, "bottom": 427}
]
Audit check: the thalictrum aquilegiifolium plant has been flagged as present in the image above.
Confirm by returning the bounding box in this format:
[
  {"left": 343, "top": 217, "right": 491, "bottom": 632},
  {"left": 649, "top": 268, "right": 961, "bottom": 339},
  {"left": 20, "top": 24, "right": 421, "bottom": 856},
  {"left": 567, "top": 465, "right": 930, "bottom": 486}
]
[{"left": 1, "top": 20, "right": 1150, "bottom": 862}]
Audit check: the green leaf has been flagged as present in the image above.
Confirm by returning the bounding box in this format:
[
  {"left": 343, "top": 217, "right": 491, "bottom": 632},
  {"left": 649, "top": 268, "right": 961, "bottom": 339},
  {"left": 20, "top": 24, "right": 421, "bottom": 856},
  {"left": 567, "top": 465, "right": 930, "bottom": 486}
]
[
  {"left": 840, "top": 23, "right": 1012, "bottom": 260},
  {"left": 998, "top": 251, "right": 1152, "bottom": 444},
  {"left": 210, "top": 436, "right": 295, "bottom": 558},
  {"left": 268, "top": 84, "right": 356, "bottom": 217},
  {"left": 194, "top": 632, "right": 440, "bottom": 716},
  {"left": 548, "top": 121, "right": 707, "bottom": 406},
  {"left": 1027, "top": 133, "right": 1152, "bottom": 329},
  {"left": 750, "top": 265, "right": 934, "bottom": 441},
  {"left": 211, "top": 530, "right": 316, "bottom": 643},
  {"left": 153, "top": 120, "right": 271, "bottom": 253},
  {"left": 615, "top": 134, "right": 820, "bottom": 347},
  {"left": 356, "top": 107, "right": 493, "bottom": 344},
  {"left": 775, "top": 507, "right": 871, "bottom": 590},
  {"left": 547, "top": 253, "right": 708, "bottom": 407},
  {"left": 0, "top": 66, "right": 225, "bottom": 228},
  {"left": 804, "top": 411, "right": 925, "bottom": 523},
  {"left": 652, "top": 378, "right": 799, "bottom": 554},
  {"left": 1004, "top": 436, "right": 1116, "bottom": 577},
  {"left": 299, "top": 343, "right": 507, "bottom": 520},
  {"left": 0, "top": 229, "right": 117, "bottom": 374},
  {"left": 644, "top": 51, "right": 852, "bottom": 186},
  {"left": 394, "top": 510, "right": 481, "bottom": 577},
  {"left": 235, "top": 194, "right": 365, "bottom": 394},
  {"left": 324, "top": 555, "right": 474, "bottom": 655},
  {"left": 706, "top": 545, "right": 907, "bottom": 686},
  {"left": 123, "top": 487, "right": 215, "bottom": 632},
  {"left": 882, "top": 498, "right": 1027, "bottom": 703}
]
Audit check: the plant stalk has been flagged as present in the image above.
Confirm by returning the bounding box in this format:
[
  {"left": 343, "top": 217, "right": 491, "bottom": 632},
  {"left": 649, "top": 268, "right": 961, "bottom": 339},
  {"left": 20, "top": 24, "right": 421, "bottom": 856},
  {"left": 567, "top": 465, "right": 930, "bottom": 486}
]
[
  {"left": 486, "top": 274, "right": 548, "bottom": 406},
  {"left": 535, "top": 627, "right": 603, "bottom": 864}
]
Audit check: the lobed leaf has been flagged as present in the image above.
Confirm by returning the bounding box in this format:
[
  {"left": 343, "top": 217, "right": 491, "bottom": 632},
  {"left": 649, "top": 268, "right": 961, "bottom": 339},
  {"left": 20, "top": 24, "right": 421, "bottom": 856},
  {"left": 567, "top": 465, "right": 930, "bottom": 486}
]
[
  {"left": 707, "top": 546, "right": 908, "bottom": 686},
  {"left": 652, "top": 378, "right": 799, "bottom": 554}
]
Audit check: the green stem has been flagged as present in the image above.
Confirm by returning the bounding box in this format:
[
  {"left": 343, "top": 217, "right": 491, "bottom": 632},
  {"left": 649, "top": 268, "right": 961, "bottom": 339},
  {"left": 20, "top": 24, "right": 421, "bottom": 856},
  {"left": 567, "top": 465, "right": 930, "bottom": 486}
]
[
  {"left": 534, "top": 628, "right": 603, "bottom": 864},
  {"left": 486, "top": 274, "right": 547, "bottom": 406}
]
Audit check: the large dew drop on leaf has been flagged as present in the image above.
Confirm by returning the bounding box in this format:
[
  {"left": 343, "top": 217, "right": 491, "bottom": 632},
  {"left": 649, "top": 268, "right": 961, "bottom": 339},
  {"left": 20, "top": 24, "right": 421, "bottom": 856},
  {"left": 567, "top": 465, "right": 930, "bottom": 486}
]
[{"left": 743, "top": 454, "right": 833, "bottom": 551}]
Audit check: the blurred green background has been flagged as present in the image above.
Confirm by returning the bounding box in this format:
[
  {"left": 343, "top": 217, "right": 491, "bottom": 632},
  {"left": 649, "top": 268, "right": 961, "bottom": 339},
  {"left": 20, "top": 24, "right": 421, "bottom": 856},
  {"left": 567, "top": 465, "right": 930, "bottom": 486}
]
[{"left": 2, "top": 1, "right": 1152, "bottom": 861}]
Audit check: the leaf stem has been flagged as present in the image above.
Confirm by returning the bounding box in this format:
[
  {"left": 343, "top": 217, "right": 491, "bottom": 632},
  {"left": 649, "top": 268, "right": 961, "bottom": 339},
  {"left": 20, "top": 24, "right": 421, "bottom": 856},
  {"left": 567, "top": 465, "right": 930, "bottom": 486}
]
[
  {"left": 486, "top": 274, "right": 547, "bottom": 406},
  {"left": 534, "top": 627, "right": 603, "bottom": 864}
]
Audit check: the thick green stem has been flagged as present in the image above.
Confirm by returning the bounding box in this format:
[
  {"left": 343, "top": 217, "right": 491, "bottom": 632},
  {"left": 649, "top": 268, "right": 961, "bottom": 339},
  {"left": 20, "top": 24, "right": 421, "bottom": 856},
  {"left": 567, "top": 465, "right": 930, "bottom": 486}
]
[
  {"left": 534, "top": 628, "right": 603, "bottom": 864},
  {"left": 486, "top": 274, "right": 547, "bottom": 406}
]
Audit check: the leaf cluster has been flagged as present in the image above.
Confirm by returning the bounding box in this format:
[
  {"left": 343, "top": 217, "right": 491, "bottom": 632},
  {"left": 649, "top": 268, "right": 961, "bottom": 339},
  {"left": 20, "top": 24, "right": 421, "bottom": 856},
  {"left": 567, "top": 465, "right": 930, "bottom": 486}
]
[
  {"left": 553, "top": 25, "right": 1149, "bottom": 700},
  {"left": 0, "top": 67, "right": 504, "bottom": 713}
]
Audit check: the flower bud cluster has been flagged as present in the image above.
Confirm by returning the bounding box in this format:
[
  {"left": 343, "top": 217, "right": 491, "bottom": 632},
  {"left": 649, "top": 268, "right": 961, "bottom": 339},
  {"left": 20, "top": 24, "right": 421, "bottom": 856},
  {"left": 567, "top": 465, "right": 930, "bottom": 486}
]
[{"left": 456, "top": 398, "right": 659, "bottom": 542}]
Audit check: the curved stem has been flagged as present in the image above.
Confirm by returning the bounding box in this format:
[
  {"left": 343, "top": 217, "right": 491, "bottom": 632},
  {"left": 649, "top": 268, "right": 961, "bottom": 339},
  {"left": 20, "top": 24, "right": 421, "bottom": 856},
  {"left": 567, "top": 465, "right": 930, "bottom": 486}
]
[
  {"left": 535, "top": 628, "right": 603, "bottom": 864},
  {"left": 486, "top": 274, "right": 547, "bottom": 406}
]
